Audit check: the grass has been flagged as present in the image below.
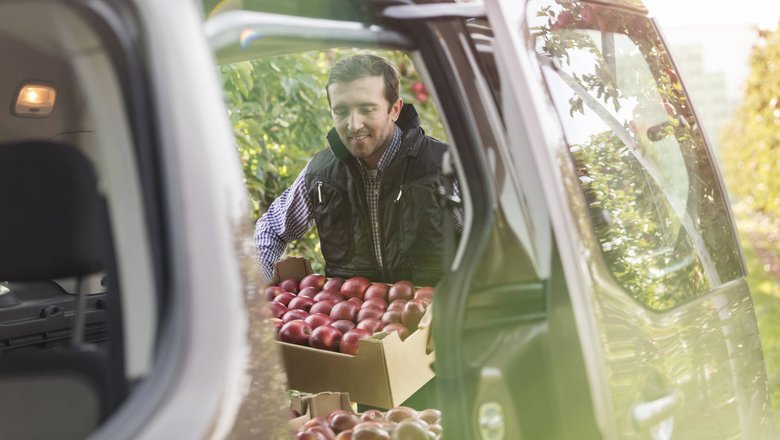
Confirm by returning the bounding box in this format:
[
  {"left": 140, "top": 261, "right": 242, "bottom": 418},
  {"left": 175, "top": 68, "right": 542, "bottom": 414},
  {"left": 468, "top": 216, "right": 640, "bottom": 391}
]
[{"left": 735, "top": 203, "right": 780, "bottom": 429}]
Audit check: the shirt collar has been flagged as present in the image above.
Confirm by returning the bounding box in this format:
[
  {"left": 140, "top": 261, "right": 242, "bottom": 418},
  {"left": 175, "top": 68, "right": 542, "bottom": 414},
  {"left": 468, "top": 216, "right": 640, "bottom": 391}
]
[{"left": 356, "top": 125, "right": 402, "bottom": 175}]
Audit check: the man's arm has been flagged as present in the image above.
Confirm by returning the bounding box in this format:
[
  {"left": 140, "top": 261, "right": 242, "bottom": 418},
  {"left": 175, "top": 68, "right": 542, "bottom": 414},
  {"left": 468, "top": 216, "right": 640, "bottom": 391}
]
[{"left": 254, "top": 164, "right": 313, "bottom": 281}]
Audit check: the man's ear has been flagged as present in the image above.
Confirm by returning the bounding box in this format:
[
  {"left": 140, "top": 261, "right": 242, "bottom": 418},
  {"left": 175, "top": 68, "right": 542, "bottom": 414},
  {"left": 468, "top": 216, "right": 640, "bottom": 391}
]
[{"left": 391, "top": 98, "right": 403, "bottom": 121}]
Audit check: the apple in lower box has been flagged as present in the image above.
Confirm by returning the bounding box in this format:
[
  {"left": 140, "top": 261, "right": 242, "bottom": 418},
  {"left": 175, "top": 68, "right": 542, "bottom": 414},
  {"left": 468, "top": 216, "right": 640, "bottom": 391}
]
[
  {"left": 309, "top": 325, "right": 342, "bottom": 352},
  {"left": 279, "top": 319, "right": 312, "bottom": 345},
  {"left": 339, "top": 328, "right": 371, "bottom": 355},
  {"left": 328, "top": 409, "right": 361, "bottom": 433}
]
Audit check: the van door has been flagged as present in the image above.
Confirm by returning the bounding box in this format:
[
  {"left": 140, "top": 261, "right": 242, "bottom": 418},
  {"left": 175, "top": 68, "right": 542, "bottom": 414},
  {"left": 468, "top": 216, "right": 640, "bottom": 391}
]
[{"left": 486, "top": 0, "right": 774, "bottom": 438}]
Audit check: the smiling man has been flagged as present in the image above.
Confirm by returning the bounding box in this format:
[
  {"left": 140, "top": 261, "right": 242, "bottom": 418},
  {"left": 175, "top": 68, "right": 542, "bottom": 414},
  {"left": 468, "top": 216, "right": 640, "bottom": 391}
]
[{"left": 254, "top": 54, "right": 455, "bottom": 285}]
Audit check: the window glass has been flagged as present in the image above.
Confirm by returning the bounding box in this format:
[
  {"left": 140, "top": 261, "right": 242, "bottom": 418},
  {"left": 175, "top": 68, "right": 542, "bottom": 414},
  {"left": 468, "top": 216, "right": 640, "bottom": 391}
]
[{"left": 527, "top": 0, "right": 742, "bottom": 310}]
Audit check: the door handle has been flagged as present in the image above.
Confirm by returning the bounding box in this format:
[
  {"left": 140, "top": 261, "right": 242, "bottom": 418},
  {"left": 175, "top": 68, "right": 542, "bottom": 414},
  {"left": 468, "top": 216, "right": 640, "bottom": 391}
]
[{"left": 632, "top": 390, "right": 681, "bottom": 430}]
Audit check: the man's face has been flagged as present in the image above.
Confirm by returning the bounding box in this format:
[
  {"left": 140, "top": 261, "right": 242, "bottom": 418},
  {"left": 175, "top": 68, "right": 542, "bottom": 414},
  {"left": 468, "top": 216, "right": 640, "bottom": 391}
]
[{"left": 328, "top": 76, "right": 403, "bottom": 168}]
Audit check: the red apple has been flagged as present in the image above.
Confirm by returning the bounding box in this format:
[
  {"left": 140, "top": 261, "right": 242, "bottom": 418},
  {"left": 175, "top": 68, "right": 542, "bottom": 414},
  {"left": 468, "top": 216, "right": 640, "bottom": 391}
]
[
  {"left": 298, "top": 286, "right": 319, "bottom": 299},
  {"left": 348, "top": 297, "right": 363, "bottom": 308},
  {"left": 300, "top": 273, "right": 327, "bottom": 291},
  {"left": 288, "top": 296, "right": 316, "bottom": 312},
  {"left": 382, "top": 323, "right": 410, "bottom": 340},
  {"left": 280, "top": 278, "right": 300, "bottom": 294},
  {"left": 414, "top": 286, "right": 434, "bottom": 299},
  {"left": 356, "top": 318, "right": 382, "bottom": 334},
  {"left": 402, "top": 300, "right": 427, "bottom": 331},
  {"left": 310, "top": 300, "right": 336, "bottom": 316},
  {"left": 309, "top": 325, "right": 342, "bottom": 352},
  {"left": 381, "top": 310, "right": 402, "bottom": 326},
  {"left": 266, "top": 301, "right": 288, "bottom": 319},
  {"left": 279, "top": 320, "right": 312, "bottom": 345},
  {"left": 323, "top": 277, "right": 345, "bottom": 291},
  {"left": 282, "top": 309, "right": 309, "bottom": 323},
  {"left": 264, "top": 285, "right": 284, "bottom": 301},
  {"left": 388, "top": 280, "right": 414, "bottom": 303},
  {"left": 305, "top": 313, "right": 333, "bottom": 329},
  {"left": 341, "top": 276, "right": 372, "bottom": 300},
  {"left": 339, "top": 328, "right": 371, "bottom": 355},
  {"left": 360, "top": 409, "right": 384, "bottom": 422},
  {"left": 330, "top": 301, "right": 359, "bottom": 322},
  {"left": 328, "top": 409, "right": 361, "bottom": 433},
  {"left": 295, "top": 432, "right": 322, "bottom": 440},
  {"left": 364, "top": 283, "right": 390, "bottom": 302},
  {"left": 361, "top": 298, "right": 387, "bottom": 311},
  {"left": 302, "top": 416, "right": 330, "bottom": 431},
  {"left": 356, "top": 307, "right": 383, "bottom": 323},
  {"left": 331, "top": 319, "right": 356, "bottom": 334},
  {"left": 303, "top": 426, "right": 335, "bottom": 439},
  {"left": 335, "top": 430, "right": 352, "bottom": 440},
  {"left": 273, "top": 291, "right": 296, "bottom": 307},
  {"left": 314, "top": 290, "right": 344, "bottom": 303},
  {"left": 387, "top": 299, "right": 408, "bottom": 312}
]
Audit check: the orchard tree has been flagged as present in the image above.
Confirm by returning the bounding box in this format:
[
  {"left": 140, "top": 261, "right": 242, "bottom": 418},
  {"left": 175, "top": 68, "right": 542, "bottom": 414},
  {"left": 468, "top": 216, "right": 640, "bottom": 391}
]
[{"left": 722, "top": 26, "right": 780, "bottom": 220}]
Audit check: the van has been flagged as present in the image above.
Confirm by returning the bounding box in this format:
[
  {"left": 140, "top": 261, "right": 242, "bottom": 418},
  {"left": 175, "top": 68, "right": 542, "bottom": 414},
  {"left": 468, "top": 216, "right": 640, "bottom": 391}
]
[{"left": 0, "top": 0, "right": 774, "bottom": 438}]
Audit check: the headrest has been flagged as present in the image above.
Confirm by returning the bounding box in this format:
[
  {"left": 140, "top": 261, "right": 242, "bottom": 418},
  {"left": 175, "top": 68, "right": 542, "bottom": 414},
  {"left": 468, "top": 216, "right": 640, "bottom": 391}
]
[{"left": 0, "top": 141, "right": 108, "bottom": 281}]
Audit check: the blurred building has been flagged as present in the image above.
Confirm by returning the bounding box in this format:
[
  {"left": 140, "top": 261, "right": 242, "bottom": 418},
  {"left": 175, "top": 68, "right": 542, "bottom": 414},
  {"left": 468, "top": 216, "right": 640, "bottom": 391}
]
[{"left": 660, "top": 23, "right": 759, "bottom": 162}]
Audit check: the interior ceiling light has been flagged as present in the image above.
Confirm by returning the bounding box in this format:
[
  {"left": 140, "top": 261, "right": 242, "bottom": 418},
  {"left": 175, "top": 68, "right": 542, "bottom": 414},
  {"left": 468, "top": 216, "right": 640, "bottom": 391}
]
[{"left": 14, "top": 83, "right": 57, "bottom": 118}]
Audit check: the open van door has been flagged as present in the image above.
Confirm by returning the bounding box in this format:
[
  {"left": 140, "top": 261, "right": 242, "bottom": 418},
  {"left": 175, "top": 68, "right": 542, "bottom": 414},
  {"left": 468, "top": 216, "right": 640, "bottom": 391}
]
[{"left": 481, "top": 0, "right": 776, "bottom": 438}]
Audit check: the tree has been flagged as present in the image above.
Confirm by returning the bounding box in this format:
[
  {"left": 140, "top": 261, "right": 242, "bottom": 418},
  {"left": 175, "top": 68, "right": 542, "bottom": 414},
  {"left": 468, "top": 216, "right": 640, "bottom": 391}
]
[
  {"left": 219, "top": 49, "right": 447, "bottom": 273},
  {"left": 722, "top": 27, "right": 780, "bottom": 221}
]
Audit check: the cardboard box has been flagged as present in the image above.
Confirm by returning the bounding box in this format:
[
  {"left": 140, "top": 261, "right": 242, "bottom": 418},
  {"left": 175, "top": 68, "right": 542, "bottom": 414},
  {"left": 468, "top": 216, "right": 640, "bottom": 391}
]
[
  {"left": 287, "top": 391, "right": 354, "bottom": 431},
  {"left": 273, "top": 257, "right": 436, "bottom": 409}
]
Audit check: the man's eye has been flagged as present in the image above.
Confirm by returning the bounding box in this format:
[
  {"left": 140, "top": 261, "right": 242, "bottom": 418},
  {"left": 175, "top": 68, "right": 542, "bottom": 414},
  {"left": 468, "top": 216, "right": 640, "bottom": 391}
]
[
  {"left": 361, "top": 107, "right": 375, "bottom": 114},
  {"left": 334, "top": 110, "right": 348, "bottom": 117}
]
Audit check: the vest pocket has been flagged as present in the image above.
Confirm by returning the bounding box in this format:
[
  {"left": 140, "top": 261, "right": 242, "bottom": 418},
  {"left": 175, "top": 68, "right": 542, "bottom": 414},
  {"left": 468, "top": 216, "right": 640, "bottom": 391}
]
[
  {"left": 398, "top": 177, "right": 445, "bottom": 275},
  {"left": 311, "top": 181, "right": 351, "bottom": 263}
]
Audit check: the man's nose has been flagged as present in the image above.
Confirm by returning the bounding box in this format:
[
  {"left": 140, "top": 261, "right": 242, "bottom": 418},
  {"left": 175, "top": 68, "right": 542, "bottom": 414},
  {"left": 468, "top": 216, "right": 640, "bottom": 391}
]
[{"left": 347, "top": 112, "right": 364, "bottom": 131}]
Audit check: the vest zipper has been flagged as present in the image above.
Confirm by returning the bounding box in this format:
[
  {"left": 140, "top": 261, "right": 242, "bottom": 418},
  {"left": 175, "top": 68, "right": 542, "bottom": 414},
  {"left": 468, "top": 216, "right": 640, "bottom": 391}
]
[{"left": 394, "top": 186, "right": 403, "bottom": 203}]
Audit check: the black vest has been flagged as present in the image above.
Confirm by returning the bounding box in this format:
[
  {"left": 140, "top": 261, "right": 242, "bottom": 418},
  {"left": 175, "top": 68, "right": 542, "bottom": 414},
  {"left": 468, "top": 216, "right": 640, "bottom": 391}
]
[{"left": 304, "top": 105, "right": 447, "bottom": 285}]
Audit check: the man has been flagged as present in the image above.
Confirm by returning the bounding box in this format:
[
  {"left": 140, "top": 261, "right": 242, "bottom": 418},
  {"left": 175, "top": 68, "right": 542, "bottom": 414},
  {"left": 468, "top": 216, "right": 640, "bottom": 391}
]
[{"left": 254, "top": 54, "right": 455, "bottom": 285}]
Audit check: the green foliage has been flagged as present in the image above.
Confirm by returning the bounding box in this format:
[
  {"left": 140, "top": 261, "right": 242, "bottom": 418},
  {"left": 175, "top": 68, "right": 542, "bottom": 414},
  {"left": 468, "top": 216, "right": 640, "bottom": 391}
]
[
  {"left": 219, "top": 49, "right": 448, "bottom": 273},
  {"left": 722, "top": 27, "right": 780, "bottom": 221}
]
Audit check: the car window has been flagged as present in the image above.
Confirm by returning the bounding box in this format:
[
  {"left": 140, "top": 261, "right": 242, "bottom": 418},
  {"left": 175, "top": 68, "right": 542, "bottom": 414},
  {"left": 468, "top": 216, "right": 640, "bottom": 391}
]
[{"left": 527, "top": 0, "right": 743, "bottom": 310}]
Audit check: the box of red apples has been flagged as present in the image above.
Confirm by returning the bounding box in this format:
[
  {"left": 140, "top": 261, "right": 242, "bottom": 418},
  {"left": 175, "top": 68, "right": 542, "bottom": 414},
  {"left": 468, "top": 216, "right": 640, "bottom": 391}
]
[{"left": 265, "top": 257, "right": 435, "bottom": 409}]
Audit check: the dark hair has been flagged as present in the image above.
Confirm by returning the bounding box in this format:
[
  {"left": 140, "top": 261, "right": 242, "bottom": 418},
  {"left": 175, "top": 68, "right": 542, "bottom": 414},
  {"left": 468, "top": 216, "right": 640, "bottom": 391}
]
[{"left": 326, "top": 54, "right": 400, "bottom": 110}]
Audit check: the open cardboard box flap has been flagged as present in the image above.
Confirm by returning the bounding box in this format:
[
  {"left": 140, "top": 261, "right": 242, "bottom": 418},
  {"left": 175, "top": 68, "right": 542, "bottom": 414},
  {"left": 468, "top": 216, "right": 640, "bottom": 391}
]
[{"left": 288, "top": 391, "right": 354, "bottom": 431}]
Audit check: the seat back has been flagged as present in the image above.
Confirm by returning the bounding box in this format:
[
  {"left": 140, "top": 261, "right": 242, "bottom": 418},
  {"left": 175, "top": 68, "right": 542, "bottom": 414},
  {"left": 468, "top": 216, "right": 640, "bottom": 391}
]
[{"left": 0, "top": 141, "right": 126, "bottom": 438}]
